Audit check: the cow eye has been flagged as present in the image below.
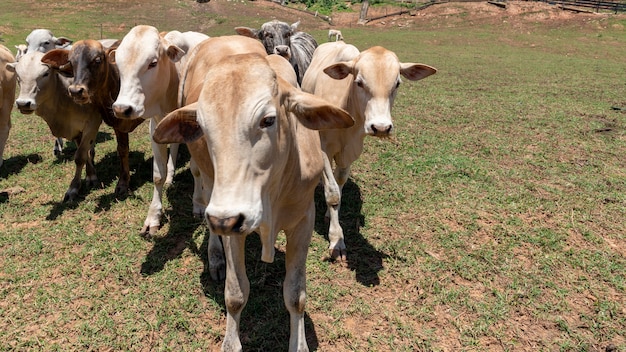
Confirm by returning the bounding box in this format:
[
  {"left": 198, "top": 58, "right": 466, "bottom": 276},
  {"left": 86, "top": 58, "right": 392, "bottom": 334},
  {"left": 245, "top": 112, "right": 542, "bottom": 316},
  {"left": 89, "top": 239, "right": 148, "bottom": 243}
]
[
  {"left": 148, "top": 59, "right": 157, "bottom": 69},
  {"left": 94, "top": 56, "right": 102, "bottom": 65},
  {"left": 355, "top": 79, "right": 364, "bottom": 88},
  {"left": 260, "top": 115, "right": 276, "bottom": 128},
  {"left": 395, "top": 80, "right": 401, "bottom": 89},
  {"left": 266, "top": 33, "right": 273, "bottom": 39}
]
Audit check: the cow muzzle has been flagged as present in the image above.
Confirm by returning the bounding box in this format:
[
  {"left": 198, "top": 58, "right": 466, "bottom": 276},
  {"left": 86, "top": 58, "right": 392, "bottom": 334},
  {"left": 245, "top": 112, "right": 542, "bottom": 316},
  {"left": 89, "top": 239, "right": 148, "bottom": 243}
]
[
  {"left": 207, "top": 213, "right": 246, "bottom": 236},
  {"left": 112, "top": 103, "right": 137, "bottom": 119},
  {"left": 367, "top": 122, "right": 393, "bottom": 137},
  {"left": 68, "top": 85, "right": 91, "bottom": 104},
  {"left": 15, "top": 100, "right": 36, "bottom": 114}
]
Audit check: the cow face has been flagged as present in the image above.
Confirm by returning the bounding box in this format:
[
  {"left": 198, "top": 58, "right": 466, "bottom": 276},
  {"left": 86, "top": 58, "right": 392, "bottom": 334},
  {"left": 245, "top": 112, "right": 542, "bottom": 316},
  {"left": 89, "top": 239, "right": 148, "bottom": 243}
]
[
  {"left": 236, "top": 20, "right": 299, "bottom": 56},
  {"left": 6, "top": 51, "right": 57, "bottom": 114},
  {"left": 153, "top": 53, "right": 353, "bottom": 237},
  {"left": 110, "top": 25, "right": 184, "bottom": 119},
  {"left": 42, "top": 40, "right": 113, "bottom": 105},
  {"left": 26, "top": 29, "right": 72, "bottom": 54},
  {"left": 323, "top": 46, "right": 437, "bottom": 137}
]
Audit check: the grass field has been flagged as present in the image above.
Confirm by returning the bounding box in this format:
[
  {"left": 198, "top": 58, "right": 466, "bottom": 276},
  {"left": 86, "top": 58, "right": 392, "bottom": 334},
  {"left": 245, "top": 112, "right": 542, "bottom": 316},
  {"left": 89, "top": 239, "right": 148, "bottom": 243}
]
[{"left": 1, "top": 1, "right": 625, "bottom": 351}]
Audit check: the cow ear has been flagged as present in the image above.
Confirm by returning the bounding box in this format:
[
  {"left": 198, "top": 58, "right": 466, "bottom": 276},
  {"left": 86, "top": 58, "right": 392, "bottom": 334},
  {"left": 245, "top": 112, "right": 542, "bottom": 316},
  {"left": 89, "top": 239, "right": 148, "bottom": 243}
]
[
  {"left": 400, "top": 63, "right": 437, "bottom": 81},
  {"left": 291, "top": 21, "right": 301, "bottom": 31},
  {"left": 107, "top": 49, "right": 117, "bottom": 65},
  {"left": 323, "top": 62, "right": 353, "bottom": 80},
  {"left": 6, "top": 62, "right": 16, "bottom": 73},
  {"left": 166, "top": 44, "right": 185, "bottom": 63},
  {"left": 281, "top": 78, "right": 354, "bottom": 130},
  {"left": 54, "top": 36, "right": 73, "bottom": 48},
  {"left": 41, "top": 49, "right": 69, "bottom": 69},
  {"left": 153, "top": 103, "right": 203, "bottom": 144},
  {"left": 235, "top": 27, "right": 260, "bottom": 39}
]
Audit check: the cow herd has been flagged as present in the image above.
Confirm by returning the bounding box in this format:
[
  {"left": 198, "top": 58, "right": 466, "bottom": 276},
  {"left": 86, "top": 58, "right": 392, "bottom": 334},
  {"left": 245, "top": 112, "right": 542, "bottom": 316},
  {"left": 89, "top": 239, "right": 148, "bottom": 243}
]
[{"left": 0, "top": 21, "right": 436, "bottom": 352}]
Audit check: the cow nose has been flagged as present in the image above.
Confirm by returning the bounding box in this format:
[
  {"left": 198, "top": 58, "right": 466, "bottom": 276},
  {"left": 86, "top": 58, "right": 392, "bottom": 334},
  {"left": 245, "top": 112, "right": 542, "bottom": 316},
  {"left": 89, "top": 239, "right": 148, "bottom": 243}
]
[
  {"left": 207, "top": 214, "right": 245, "bottom": 235},
  {"left": 68, "top": 85, "right": 85, "bottom": 97},
  {"left": 274, "top": 45, "right": 291, "bottom": 59},
  {"left": 16, "top": 100, "right": 31, "bottom": 109},
  {"left": 113, "top": 104, "right": 133, "bottom": 118},
  {"left": 370, "top": 123, "right": 393, "bottom": 136}
]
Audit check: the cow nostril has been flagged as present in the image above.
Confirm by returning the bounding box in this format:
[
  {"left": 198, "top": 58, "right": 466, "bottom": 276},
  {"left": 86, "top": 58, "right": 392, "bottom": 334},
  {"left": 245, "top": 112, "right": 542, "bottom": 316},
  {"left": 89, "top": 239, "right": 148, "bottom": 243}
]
[
  {"left": 370, "top": 124, "right": 393, "bottom": 136},
  {"left": 122, "top": 106, "right": 133, "bottom": 117}
]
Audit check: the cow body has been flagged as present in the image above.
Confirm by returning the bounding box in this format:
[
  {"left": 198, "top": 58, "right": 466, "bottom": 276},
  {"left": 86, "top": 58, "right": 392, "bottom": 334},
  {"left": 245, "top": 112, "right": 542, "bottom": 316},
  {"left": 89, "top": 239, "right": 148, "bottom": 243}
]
[
  {"left": 328, "top": 29, "right": 344, "bottom": 42},
  {"left": 153, "top": 52, "right": 353, "bottom": 352},
  {"left": 235, "top": 20, "right": 317, "bottom": 85},
  {"left": 6, "top": 52, "right": 102, "bottom": 201},
  {"left": 110, "top": 25, "right": 188, "bottom": 236},
  {"left": 0, "top": 45, "right": 17, "bottom": 168},
  {"left": 301, "top": 41, "right": 437, "bottom": 261},
  {"left": 42, "top": 40, "right": 145, "bottom": 197}
]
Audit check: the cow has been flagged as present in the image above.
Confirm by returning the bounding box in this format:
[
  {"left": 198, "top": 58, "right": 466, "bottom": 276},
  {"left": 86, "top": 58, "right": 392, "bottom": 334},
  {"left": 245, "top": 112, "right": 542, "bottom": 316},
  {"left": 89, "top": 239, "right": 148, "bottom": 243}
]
[
  {"left": 41, "top": 39, "right": 145, "bottom": 197},
  {"left": 25, "top": 29, "right": 73, "bottom": 54},
  {"left": 6, "top": 52, "right": 102, "bottom": 201},
  {"left": 109, "top": 25, "right": 189, "bottom": 236},
  {"left": 235, "top": 20, "right": 318, "bottom": 85},
  {"left": 22, "top": 29, "right": 74, "bottom": 157},
  {"left": 0, "top": 45, "right": 17, "bottom": 168},
  {"left": 153, "top": 51, "right": 353, "bottom": 352},
  {"left": 328, "top": 29, "right": 344, "bottom": 42},
  {"left": 301, "top": 41, "right": 437, "bottom": 261},
  {"left": 14, "top": 44, "right": 27, "bottom": 61}
]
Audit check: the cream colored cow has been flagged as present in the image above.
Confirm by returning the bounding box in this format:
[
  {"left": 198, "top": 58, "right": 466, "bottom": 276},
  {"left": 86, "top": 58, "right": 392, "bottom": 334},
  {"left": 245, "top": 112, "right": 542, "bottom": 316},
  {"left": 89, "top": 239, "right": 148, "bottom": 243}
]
[
  {"left": 0, "top": 45, "right": 16, "bottom": 168},
  {"left": 109, "top": 25, "right": 187, "bottom": 236},
  {"left": 154, "top": 50, "right": 353, "bottom": 352},
  {"left": 301, "top": 41, "right": 437, "bottom": 261}
]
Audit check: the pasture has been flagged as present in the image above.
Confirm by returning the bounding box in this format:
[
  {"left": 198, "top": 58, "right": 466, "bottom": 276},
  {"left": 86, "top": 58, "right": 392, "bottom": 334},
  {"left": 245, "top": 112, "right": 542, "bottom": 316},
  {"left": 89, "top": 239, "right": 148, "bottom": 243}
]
[{"left": 1, "top": 0, "right": 625, "bottom": 350}]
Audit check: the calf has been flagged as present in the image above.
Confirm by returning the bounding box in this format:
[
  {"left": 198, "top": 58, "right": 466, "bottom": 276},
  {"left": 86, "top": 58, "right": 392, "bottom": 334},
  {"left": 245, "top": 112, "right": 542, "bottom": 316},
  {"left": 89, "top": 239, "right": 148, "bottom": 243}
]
[
  {"left": 235, "top": 20, "right": 318, "bottom": 85},
  {"left": 301, "top": 41, "right": 437, "bottom": 261},
  {"left": 328, "top": 29, "right": 344, "bottom": 42},
  {"left": 109, "top": 25, "right": 187, "bottom": 236},
  {"left": 0, "top": 45, "right": 17, "bottom": 168},
  {"left": 23, "top": 29, "right": 73, "bottom": 157},
  {"left": 7, "top": 52, "right": 101, "bottom": 201},
  {"left": 153, "top": 52, "right": 353, "bottom": 352},
  {"left": 42, "top": 39, "right": 145, "bottom": 197}
]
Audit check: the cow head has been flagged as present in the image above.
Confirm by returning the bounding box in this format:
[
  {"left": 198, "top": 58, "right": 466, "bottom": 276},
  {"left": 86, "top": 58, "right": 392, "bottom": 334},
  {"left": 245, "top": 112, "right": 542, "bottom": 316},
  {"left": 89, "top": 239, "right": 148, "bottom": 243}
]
[
  {"left": 323, "top": 46, "right": 437, "bottom": 137},
  {"left": 153, "top": 53, "right": 353, "bottom": 238},
  {"left": 235, "top": 20, "right": 299, "bottom": 56},
  {"left": 42, "top": 40, "right": 117, "bottom": 105},
  {"left": 109, "top": 25, "right": 185, "bottom": 119},
  {"left": 6, "top": 51, "right": 57, "bottom": 114},
  {"left": 26, "top": 29, "right": 73, "bottom": 54}
]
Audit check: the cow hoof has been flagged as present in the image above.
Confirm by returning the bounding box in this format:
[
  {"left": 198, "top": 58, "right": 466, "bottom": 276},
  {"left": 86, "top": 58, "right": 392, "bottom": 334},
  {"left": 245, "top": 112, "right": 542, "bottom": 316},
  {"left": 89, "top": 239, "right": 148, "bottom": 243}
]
[
  {"left": 63, "top": 190, "right": 79, "bottom": 203},
  {"left": 140, "top": 225, "right": 160, "bottom": 239},
  {"left": 329, "top": 248, "right": 348, "bottom": 263},
  {"left": 115, "top": 184, "right": 129, "bottom": 197},
  {"left": 86, "top": 177, "right": 99, "bottom": 188}
]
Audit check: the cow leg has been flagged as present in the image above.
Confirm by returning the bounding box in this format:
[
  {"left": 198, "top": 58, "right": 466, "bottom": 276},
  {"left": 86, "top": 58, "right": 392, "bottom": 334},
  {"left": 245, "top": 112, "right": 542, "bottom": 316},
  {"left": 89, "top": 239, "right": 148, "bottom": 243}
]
[
  {"left": 64, "top": 136, "right": 88, "bottom": 202},
  {"left": 284, "top": 209, "right": 313, "bottom": 352},
  {"left": 221, "top": 235, "right": 248, "bottom": 352},
  {"left": 165, "top": 142, "right": 179, "bottom": 186},
  {"left": 54, "top": 137, "right": 64, "bottom": 157},
  {"left": 190, "top": 157, "right": 206, "bottom": 217},
  {"left": 141, "top": 119, "right": 169, "bottom": 236},
  {"left": 208, "top": 233, "right": 226, "bottom": 281},
  {"left": 85, "top": 138, "right": 98, "bottom": 188},
  {"left": 327, "top": 165, "right": 350, "bottom": 262},
  {"left": 0, "top": 113, "right": 10, "bottom": 168},
  {"left": 113, "top": 129, "right": 131, "bottom": 197}
]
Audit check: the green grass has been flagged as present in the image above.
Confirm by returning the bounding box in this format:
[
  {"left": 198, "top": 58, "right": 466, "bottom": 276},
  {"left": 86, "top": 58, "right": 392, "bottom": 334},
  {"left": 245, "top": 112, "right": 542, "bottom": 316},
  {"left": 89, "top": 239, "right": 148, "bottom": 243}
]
[{"left": 1, "top": 1, "right": 626, "bottom": 351}]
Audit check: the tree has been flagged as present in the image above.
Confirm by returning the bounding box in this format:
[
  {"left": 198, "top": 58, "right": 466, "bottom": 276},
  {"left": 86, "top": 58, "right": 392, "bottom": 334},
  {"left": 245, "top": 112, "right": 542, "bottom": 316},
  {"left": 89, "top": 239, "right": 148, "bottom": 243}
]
[{"left": 358, "top": 0, "right": 370, "bottom": 24}]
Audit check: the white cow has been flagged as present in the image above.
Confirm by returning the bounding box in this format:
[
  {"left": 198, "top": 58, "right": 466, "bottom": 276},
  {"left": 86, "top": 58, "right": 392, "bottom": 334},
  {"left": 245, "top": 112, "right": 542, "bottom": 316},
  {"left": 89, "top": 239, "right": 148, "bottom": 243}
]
[
  {"left": 109, "top": 25, "right": 187, "bottom": 236},
  {"left": 6, "top": 52, "right": 102, "bottom": 201},
  {"left": 153, "top": 51, "right": 353, "bottom": 352},
  {"left": 23, "top": 29, "right": 73, "bottom": 156},
  {"left": 0, "top": 45, "right": 17, "bottom": 168},
  {"left": 162, "top": 30, "right": 209, "bottom": 75},
  {"left": 301, "top": 41, "right": 437, "bottom": 261},
  {"left": 328, "top": 29, "right": 344, "bottom": 42}
]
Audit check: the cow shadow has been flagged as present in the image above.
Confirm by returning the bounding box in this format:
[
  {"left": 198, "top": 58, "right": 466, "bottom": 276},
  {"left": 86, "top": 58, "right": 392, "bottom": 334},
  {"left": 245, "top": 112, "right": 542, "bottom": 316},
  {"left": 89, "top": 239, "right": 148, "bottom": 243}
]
[
  {"left": 0, "top": 153, "right": 42, "bottom": 179},
  {"left": 314, "top": 179, "right": 387, "bottom": 287}
]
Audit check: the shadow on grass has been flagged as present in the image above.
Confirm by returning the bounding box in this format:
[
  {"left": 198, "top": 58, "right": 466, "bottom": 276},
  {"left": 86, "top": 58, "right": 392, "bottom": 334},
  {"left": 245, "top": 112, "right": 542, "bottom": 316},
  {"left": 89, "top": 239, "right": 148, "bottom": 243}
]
[
  {"left": 0, "top": 153, "right": 42, "bottom": 179},
  {"left": 314, "top": 179, "right": 387, "bottom": 287},
  {"left": 199, "top": 234, "right": 320, "bottom": 351}
]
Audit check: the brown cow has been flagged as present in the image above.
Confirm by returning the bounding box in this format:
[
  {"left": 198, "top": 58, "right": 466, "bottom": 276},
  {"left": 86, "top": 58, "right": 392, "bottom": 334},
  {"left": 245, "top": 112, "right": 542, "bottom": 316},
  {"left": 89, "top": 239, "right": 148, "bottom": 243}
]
[
  {"left": 42, "top": 39, "right": 144, "bottom": 197},
  {"left": 0, "top": 45, "right": 17, "bottom": 168},
  {"left": 302, "top": 41, "right": 437, "bottom": 261},
  {"left": 153, "top": 52, "right": 353, "bottom": 352},
  {"left": 7, "top": 51, "right": 101, "bottom": 201}
]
